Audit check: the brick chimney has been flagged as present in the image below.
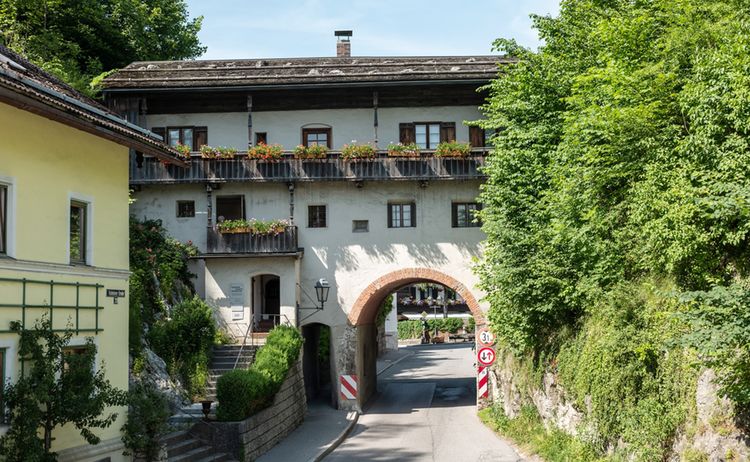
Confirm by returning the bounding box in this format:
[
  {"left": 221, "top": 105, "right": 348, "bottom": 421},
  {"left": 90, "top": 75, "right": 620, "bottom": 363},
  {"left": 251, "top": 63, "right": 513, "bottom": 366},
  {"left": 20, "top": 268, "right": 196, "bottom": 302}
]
[{"left": 335, "top": 30, "right": 352, "bottom": 57}]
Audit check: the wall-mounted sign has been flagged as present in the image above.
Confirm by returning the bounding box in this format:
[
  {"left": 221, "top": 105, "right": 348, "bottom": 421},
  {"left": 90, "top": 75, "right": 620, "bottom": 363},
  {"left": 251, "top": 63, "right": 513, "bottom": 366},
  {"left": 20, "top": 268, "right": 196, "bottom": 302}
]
[
  {"left": 106, "top": 289, "right": 126, "bottom": 304},
  {"left": 477, "top": 329, "right": 495, "bottom": 347},
  {"left": 230, "top": 284, "right": 244, "bottom": 320}
]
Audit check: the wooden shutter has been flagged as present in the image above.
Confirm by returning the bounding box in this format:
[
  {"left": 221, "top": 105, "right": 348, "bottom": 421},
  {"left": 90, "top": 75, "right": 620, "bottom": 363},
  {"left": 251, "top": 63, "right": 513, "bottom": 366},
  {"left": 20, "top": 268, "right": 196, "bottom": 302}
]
[
  {"left": 387, "top": 203, "right": 393, "bottom": 228},
  {"left": 469, "top": 126, "right": 485, "bottom": 148},
  {"left": 194, "top": 126, "right": 208, "bottom": 149},
  {"left": 410, "top": 202, "right": 417, "bottom": 228},
  {"left": 151, "top": 127, "right": 166, "bottom": 142},
  {"left": 399, "top": 123, "right": 415, "bottom": 144},
  {"left": 439, "top": 122, "right": 456, "bottom": 143},
  {"left": 451, "top": 203, "right": 458, "bottom": 228}
]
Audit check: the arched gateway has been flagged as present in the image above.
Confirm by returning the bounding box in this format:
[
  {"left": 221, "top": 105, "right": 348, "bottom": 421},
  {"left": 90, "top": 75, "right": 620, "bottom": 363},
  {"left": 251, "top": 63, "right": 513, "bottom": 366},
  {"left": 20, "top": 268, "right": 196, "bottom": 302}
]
[{"left": 339, "top": 268, "right": 487, "bottom": 409}]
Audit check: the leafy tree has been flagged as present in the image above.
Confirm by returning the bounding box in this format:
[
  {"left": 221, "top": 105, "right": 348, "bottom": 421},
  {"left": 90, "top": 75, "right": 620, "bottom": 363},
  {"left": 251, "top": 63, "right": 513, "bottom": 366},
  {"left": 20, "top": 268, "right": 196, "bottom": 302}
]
[
  {"left": 0, "top": 317, "right": 127, "bottom": 461},
  {"left": 0, "top": 0, "right": 205, "bottom": 94}
]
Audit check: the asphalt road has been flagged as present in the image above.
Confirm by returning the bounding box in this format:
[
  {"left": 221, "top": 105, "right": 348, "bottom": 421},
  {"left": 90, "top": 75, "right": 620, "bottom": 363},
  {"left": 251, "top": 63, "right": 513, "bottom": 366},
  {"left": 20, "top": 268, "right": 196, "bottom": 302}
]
[{"left": 326, "top": 343, "right": 523, "bottom": 462}]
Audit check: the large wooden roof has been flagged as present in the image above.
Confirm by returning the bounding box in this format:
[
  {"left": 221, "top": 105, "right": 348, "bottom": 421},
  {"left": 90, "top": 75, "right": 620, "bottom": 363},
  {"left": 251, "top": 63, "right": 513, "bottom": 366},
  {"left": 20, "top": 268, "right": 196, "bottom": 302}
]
[{"left": 103, "top": 55, "right": 512, "bottom": 91}]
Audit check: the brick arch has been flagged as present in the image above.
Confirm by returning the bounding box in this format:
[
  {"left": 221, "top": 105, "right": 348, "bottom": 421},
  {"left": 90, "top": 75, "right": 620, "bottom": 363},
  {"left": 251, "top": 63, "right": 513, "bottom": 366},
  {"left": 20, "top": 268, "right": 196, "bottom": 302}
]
[{"left": 348, "top": 268, "right": 485, "bottom": 326}]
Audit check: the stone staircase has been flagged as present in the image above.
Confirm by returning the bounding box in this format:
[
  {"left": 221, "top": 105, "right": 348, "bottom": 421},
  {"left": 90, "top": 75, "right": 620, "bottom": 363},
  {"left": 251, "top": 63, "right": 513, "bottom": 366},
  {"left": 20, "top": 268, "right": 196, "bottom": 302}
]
[
  {"left": 206, "top": 345, "right": 259, "bottom": 401},
  {"left": 162, "top": 431, "right": 237, "bottom": 462}
]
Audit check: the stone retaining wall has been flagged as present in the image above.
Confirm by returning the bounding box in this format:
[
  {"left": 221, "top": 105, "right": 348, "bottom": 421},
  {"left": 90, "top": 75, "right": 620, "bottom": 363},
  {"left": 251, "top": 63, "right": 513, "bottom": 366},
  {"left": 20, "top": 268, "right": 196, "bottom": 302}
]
[{"left": 191, "top": 356, "right": 307, "bottom": 461}]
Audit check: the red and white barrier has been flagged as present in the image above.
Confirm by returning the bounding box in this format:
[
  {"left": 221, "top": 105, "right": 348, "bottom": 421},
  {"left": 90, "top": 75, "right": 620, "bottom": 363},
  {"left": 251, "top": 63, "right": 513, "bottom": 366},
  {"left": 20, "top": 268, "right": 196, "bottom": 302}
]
[
  {"left": 477, "top": 366, "right": 489, "bottom": 399},
  {"left": 340, "top": 374, "right": 358, "bottom": 401}
]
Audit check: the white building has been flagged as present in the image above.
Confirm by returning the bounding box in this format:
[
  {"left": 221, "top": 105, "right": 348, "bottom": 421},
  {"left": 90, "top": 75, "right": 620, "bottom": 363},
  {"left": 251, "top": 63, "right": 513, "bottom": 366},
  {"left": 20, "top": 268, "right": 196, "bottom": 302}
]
[{"left": 103, "top": 33, "right": 508, "bottom": 409}]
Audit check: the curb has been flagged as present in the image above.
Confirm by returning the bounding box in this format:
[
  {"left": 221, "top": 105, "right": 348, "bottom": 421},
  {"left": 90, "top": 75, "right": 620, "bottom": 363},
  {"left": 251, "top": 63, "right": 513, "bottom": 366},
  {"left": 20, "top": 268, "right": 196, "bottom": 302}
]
[
  {"left": 376, "top": 351, "right": 413, "bottom": 376},
  {"left": 309, "top": 410, "right": 360, "bottom": 462}
]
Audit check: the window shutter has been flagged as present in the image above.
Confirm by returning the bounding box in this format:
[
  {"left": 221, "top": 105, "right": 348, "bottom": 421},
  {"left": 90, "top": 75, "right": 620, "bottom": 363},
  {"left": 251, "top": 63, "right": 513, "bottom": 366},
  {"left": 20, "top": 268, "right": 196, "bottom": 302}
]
[
  {"left": 439, "top": 122, "right": 456, "bottom": 143},
  {"left": 399, "top": 123, "right": 415, "bottom": 144},
  {"left": 151, "top": 127, "right": 166, "bottom": 141},
  {"left": 411, "top": 202, "right": 417, "bottom": 228},
  {"left": 469, "top": 126, "right": 485, "bottom": 147},
  {"left": 387, "top": 204, "right": 393, "bottom": 228},
  {"left": 194, "top": 126, "right": 208, "bottom": 149},
  {"left": 451, "top": 203, "right": 458, "bottom": 228}
]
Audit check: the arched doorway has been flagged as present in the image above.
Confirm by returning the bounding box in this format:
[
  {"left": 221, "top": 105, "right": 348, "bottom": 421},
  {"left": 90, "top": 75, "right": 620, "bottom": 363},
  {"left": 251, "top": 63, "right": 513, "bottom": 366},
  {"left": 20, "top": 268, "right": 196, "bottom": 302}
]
[{"left": 347, "top": 268, "right": 486, "bottom": 407}]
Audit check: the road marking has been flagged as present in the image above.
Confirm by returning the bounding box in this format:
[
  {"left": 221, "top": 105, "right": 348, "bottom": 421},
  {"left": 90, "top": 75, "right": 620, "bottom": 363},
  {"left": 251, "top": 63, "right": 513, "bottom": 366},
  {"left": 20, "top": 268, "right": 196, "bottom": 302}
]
[
  {"left": 477, "top": 366, "right": 489, "bottom": 398},
  {"left": 340, "top": 374, "right": 358, "bottom": 401}
]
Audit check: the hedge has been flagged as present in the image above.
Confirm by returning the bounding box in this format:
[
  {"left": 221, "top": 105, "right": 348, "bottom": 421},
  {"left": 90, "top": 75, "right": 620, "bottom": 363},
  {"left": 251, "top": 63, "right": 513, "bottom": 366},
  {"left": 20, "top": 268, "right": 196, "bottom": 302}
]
[
  {"left": 216, "top": 325, "right": 303, "bottom": 421},
  {"left": 397, "top": 318, "right": 469, "bottom": 339}
]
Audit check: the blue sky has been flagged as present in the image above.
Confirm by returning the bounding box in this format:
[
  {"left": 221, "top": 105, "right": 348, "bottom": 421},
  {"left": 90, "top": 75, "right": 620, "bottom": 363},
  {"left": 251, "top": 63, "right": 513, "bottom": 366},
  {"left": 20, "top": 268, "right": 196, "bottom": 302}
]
[{"left": 184, "top": 0, "right": 561, "bottom": 59}]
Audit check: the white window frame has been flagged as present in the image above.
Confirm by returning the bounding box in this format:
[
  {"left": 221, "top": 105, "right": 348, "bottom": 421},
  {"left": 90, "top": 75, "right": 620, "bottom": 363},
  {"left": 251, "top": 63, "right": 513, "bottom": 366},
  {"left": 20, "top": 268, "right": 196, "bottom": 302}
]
[
  {"left": 0, "top": 176, "right": 16, "bottom": 258},
  {"left": 67, "top": 193, "right": 94, "bottom": 266}
]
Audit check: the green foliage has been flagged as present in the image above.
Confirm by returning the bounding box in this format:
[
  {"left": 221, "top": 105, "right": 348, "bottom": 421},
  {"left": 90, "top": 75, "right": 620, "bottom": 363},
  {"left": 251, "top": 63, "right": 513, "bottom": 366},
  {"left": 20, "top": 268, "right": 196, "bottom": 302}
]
[
  {"left": 340, "top": 143, "right": 376, "bottom": 160},
  {"left": 478, "top": 0, "right": 750, "bottom": 456},
  {"left": 0, "top": 318, "right": 127, "bottom": 461},
  {"left": 397, "top": 318, "right": 466, "bottom": 339},
  {"left": 216, "top": 325, "right": 303, "bottom": 421},
  {"left": 215, "top": 369, "right": 272, "bottom": 422},
  {"left": 386, "top": 143, "right": 421, "bottom": 157},
  {"left": 479, "top": 405, "right": 603, "bottom": 462},
  {"left": 0, "top": 0, "right": 204, "bottom": 95},
  {"left": 376, "top": 295, "right": 394, "bottom": 327},
  {"left": 434, "top": 141, "right": 471, "bottom": 158},
  {"left": 149, "top": 296, "right": 215, "bottom": 399},
  {"left": 129, "top": 217, "right": 197, "bottom": 355},
  {"left": 467, "top": 317, "right": 476, "bottom": 333},
  {"left": 318, "top": 325, "right": 330, "bottom": 363},
  {"left": 121, "top": 383, "right": 171, "bottom": 461}
]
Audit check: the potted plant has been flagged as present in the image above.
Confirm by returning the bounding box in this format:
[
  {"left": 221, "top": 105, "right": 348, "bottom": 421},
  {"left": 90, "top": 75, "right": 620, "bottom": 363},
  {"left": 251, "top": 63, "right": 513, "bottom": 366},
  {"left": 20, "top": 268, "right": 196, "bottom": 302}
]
[
  {"left": 293, "top": 144, "right": 329, "bottom": 160},
  {"left": 216, "top": 219, "right": 251, "bottom": 233},
  {"left": 386, "top": 143, "right": 421, "bottom": 157},
  {"left": 248, "top": 143, "right": 284, "bottom": 161},
  {"left": 340, "top": 142, "right": 376, "bottom": 161},
  {"left": 200, "top": 145, "right": 238, "bottom": 159},
  {"left": 173, "top": 143, "right": 192, "bottom": 160},
  {"left": 434, "top": 141, "right": 471, "bottom": 158}
]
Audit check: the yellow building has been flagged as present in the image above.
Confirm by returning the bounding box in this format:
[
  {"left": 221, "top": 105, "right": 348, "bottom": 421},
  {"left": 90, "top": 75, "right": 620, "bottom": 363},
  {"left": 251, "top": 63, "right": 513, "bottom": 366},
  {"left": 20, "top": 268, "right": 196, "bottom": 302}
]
[{"left": 0, "top": 46, "right": 181, "bottom": 461}]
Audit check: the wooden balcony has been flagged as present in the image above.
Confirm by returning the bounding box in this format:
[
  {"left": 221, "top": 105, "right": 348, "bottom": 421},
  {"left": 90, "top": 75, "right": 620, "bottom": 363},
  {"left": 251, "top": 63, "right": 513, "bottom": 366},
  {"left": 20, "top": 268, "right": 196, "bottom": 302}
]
[
  {"left": 129, "top": 150, "right": 488, "bottom": 184},
  {"left": 205, "top": 226, "right": 300, "bottom": 257}
]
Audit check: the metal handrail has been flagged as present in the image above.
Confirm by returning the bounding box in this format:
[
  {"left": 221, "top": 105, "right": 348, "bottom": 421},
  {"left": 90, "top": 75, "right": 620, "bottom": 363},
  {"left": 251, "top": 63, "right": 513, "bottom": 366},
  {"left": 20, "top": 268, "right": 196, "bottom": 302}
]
[{"left": 231, "top": 314, "right": 292, "bottom": 369}]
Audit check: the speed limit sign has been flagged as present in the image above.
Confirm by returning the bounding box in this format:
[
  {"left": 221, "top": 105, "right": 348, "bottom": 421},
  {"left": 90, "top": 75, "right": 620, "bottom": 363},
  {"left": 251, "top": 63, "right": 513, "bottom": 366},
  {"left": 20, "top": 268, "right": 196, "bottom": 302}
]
[
  {"left": 478, "top": 328, "right": 495, "bottom": 346},
  {"left": 478, "top": 347, "right": 496, "bottom": 366}
]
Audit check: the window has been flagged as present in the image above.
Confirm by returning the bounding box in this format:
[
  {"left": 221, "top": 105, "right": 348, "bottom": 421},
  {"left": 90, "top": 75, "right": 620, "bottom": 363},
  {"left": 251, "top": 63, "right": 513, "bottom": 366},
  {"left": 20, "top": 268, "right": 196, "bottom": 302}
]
[
  {"left": 399, "top": 122, "right": 456, "bottom": 149},
  {"left": 177, "top": 200, "right": 195, "bottom": 218},
  {"left": 0, "top": 185, "right": 6, "bottom": 255},
  {"left": 308, "top": 205, "right": 327, "bottom": 228},
  {"left": 452, "top": 202, "right": 482, "bottom": 228},
  {"left": 70, "top": 201, "right": 87, "bottom": 264},
  {"left": 302, "top": 128, "right": 332, "bottom": 148},
  {"left": 353, "top": 220, "right": 369, "bottom": 233},
  {"left": 388, "top": 202, "right": 416, "bottom": 228},
  {"left": 152, "top": 126, "right": 207, "bottom": 151},
  {"left": 216, "top": 195, "right": 245, "bottom": 222},
  {"left": 63, "top": 345, "right": 93, "bottom": 373},
  {"left": 255, "top": 132, "right": 268, "bottom": 145}
]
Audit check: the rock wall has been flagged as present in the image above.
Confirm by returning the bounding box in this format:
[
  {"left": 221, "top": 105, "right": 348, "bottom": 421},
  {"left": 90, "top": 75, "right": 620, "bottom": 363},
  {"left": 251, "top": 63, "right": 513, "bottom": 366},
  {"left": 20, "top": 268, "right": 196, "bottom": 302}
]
[
  {"left": 191, "top": 357, "right": 307, "bottom": 461},
  {"left": 130, "top": 345, "right": 189, "bottom": 413},
  {"left": 489, "top": 356, "right": 749, "bottom": 461}
]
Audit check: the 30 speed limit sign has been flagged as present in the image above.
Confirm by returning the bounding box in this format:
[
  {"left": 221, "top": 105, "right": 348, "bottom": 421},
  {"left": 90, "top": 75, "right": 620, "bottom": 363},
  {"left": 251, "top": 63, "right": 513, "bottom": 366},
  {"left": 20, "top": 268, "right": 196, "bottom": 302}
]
[
  {"left": 478, "top": 328, "right": 495, "bottom": 346},
  {"left": 478, "top": 347, "right": 496, "bottom": 366}
]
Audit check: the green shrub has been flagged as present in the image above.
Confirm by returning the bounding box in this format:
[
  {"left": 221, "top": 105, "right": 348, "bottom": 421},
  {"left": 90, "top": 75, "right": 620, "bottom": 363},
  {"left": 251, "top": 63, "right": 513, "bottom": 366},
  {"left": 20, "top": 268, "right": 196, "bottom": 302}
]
[
  {"left": 397, "top": 320, "right": 422, "bottom": 339},
  {"left": 216, "top": 325, "right": 303, "bottom": 421},
  {"left": 149, "top": 296, "right": 216, "bottom": 399},
  {"left": 121, "top": 383, "right": 171, "bottom": 461},
  {"left": 215, "top": 369, "right": 272, "bottom": 422}
]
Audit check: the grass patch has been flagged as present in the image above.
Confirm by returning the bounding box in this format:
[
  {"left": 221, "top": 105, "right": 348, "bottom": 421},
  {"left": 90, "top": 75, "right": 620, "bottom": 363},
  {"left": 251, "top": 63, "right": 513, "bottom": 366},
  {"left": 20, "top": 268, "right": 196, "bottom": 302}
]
[{"left": 478, "top": 405, "right": 604, "bottom": 462}]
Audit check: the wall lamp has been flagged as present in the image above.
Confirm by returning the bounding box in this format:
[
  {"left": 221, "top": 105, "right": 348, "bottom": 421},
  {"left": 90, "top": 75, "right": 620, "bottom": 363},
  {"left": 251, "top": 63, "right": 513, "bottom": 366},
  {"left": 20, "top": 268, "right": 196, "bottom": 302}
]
[{"left": 299, "top": 278, "right": 330, "bottom": 311}]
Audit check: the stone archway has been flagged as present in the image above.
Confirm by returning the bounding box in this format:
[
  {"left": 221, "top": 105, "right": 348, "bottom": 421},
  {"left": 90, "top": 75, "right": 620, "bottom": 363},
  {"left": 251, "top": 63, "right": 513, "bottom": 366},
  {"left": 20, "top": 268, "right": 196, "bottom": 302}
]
[{"left": 348, "top": 268, "right": 486, "bottom": 327}]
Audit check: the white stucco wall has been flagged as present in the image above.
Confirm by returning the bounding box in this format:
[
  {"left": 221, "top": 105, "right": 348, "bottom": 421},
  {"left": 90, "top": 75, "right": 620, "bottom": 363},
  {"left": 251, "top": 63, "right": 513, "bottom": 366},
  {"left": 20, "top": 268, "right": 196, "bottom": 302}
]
[
  {"left": 130, "top": 179, "right": 485, "bottom": 333},
  {"left": 146, "top": 105, "right": 483, "bottom": 150}
]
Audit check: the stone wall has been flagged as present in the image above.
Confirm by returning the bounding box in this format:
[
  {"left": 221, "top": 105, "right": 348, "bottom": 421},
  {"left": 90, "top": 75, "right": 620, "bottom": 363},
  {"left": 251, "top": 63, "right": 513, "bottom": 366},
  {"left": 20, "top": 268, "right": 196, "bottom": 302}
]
[
  {"left": 488, "top": 355, "right": 750, "bottom": 461},
  {"left": 191, "top": 357, "right": 307, "bottom": 461}
]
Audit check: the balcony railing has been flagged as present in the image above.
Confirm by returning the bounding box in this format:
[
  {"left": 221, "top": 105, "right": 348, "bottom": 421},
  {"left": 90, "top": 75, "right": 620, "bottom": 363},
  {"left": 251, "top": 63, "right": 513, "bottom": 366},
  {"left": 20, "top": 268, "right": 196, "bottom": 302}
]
[
  {"left": 130, "top": 150, "right": 488, "bottom": 184},
  {"left": 206, "top": 226, "right": 299, "bottom": 256}
]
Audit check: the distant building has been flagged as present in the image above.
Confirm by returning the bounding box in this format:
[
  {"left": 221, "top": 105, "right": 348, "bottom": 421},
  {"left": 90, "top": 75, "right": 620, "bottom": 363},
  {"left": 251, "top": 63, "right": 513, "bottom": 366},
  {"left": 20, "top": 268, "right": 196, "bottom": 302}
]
[
  {"left": 103, "top": 32, "right": 508, "bottom": 408},
  {"left": 0, "top": 45, "right": 178, "bottom": 460}
]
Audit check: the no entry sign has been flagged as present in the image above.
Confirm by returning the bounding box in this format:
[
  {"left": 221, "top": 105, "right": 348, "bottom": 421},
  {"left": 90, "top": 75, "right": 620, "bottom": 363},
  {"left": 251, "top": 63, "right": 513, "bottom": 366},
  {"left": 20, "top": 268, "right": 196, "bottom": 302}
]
[
  {"left": 477, "top": 347, "right": 496, "bottom": 366},
  {"left": 477, "top": 328, "right": 495, "bottom": 346}
]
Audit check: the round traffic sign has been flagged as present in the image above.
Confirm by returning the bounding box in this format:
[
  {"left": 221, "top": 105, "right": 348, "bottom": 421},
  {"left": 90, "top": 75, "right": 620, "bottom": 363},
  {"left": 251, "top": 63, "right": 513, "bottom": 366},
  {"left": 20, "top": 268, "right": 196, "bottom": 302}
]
[
  {"left": 478, "top": 328, "right": 495, "bottom": 346},
  {"left": 477, "top": 347, "right": 496, "bottom": 366}
]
